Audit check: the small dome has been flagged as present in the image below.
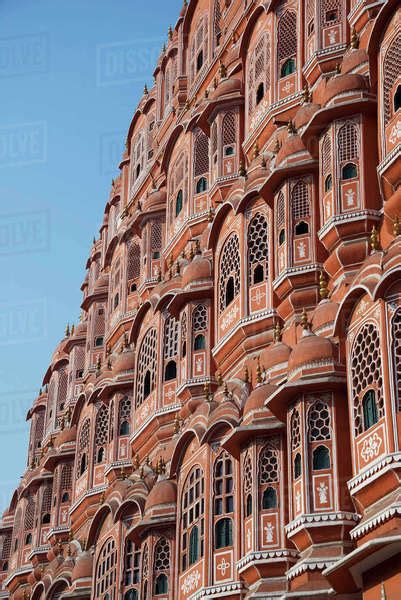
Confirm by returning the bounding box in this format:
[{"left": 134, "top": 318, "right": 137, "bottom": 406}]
[
  {"left": 93, "top": 272, "right": 109, "bottom": 292},
  {"left": 182, "top": 254, "right": 212, "bottom": 288},
  {"left": 212, "top": 77, "right": 241, "bottom": 100},
  {"left": 324, "top": 73, "right": 368, "bottom": 104},
  {"left": 312, "top": 299, "right": 339, "bottom": 334},
  {"left": 142, "top": 189, "right": 166, "bottom": 213},
  {"left": 243, "top": 383, "right": 276, "bottom": 417},
  {"left": 72, "top": 320, "right": 87, "bottom": 337},
  {"left": 288, "top": 331, "right": 335, "bottom": 373},
  {"left": 276, "top": 133, "right": 306, "bottom": 166},
  {"left": 261, "top": 340, "right": 291, "bottom": 372},
  {"left": 294, "top": 102, "right": 320, "bottom": 130},
  {"left": 145, "top": 478, "right": 177, "bottom": 514},
  {"left": 72, "top": 550, "right": 93, "bottom": 582},
  {"left": 55, "top": 424, "right": 77, "bottom": 447},
  {"left": 113, "top": 348, "right": 135, "bottom": 375},
  {"left": 341, "top": 48, "right": 368, "bottom": 74}
]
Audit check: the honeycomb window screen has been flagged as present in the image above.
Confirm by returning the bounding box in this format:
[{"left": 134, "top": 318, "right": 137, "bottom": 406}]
[
  {"left": 127, "top": 240, "right": 141, "bottom": 281},
  {"left": 24, "top": 495, "right": 35, "bottom": 531},
  {"left": 94, "top": 404, "right": 110, "bottom": 462},
  {"left": 95, "top": 537, "right": 117, "bottom": 600},
  {"left": 338, "top": 122, "right": 359, "bottom": 163},
  {"left": 151, "top": 222, "right": 162, "bottom": 253},
  {"left": 136, "top": 328, "right": 158, "bottom": 407},
  {"left": 248, "top": 34, "right": 270, "bottom": 114},
  {"left": 248, "top": 212, "right": 268, "bottom": 285},
  {"left": 392, "top": 308, "right": 401, "bottom": 411},
  {"left": 277, "top": 10, "right": 297, "bottom": 63},
  {"left": 142, "top": 543, "right": 149, "bottom": 579},
  {"left": 322, "top": 134, "right": 331, "bottom": 176},
  {"left": 2, "top": 534, "right": 11, "bottom": 560},
  {"left": 291, "top": 408, "right": 301, "bottom": 451},
  {"left": 193, "top": 128, "right": 209, "bottom": 178},
  {"left": 154, "top": 537, "right": 170, "bottom": 572},
  {"left": 164, "top": 316, "right": 179, "bottom": 359},
  {"left": 213, "top": 0, "right": 222, "bottom": 48},
  {"left": 190, "top": 15, "right": 208, "bottom": 83},
  {"left": 76, "top": 418, "right": 90, "bottom": 479},
  {"left": 219, "top": 234, "right": 241, "bottom": 313},
  {"left": 119, "top": 396, "right": 132, "bottom": 433},
  {"left": 320, "top": 0, "right": 342, "bottom": 26},
  {"left": 351, "top": 322, "right": 384, "bottom": 436},
  {"left": 181, "top": 466, "right": 205, "bottom": 571},
  {"left": 41, "top": 485, "right": 52, "bottom": 516},
  {"left": 259, "top": 442, "right": 279, "bottom": 484},
  {"left": 308, "top": 400, "right": 331, "bottom": 441},
  {"left": 222, "top": 112, "right": 236, "bottom": 147},
  {"left": 34, "top": 411, "right": 45, "bottom": 449},
  {"left": 60, "top": 464, "right": 72, "bottom": 496},
  {"left": 383, "top": 33, "right": 401, "bottom": 125},
  {"left": 192, "top": 305, "right": 207, "bottom": 332}
]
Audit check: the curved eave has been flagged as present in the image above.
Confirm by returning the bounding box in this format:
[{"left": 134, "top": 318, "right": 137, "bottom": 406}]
[
  {"left": 167, "top": 284, "right": 213, "bottom": 318},
  {"left": 259, "top": 158, "right": 319, "bottom": 206}
]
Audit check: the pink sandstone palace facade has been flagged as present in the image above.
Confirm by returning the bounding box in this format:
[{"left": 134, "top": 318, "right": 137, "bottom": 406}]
[{"left": 1, "top": 0, "right": 401, "bottom": 598}]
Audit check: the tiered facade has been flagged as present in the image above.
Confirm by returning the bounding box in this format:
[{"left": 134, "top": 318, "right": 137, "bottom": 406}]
[{"left": 1, "top": 1, "right": 401, "bottom": 598}]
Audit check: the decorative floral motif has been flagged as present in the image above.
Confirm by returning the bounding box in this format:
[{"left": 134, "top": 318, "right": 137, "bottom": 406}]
[
  {"left": 361, "top": 432, "right": 382, "bottom": 462},
  {"left": 181, "top": 569, "right": 201, "bottom": 595},
  {"left": 389, "top": 120, "right": 401, "bottom": 145}
]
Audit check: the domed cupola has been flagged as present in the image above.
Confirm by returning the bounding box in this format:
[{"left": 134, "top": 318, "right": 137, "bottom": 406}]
[
  {"left": 294, "top": 88, "right": 320, "bottom": 131},
  {"left": 71, "top": 550, "right": 93, "bottom": 583},
  {"left": 275, "top": 122, "right": 308, "bottom": 168},
  {"left": 144, "top": 475, "right": 177, "bottom": 521},
  {"left": 242, "top": 378, "right": 276, "bottom": 426},
  {"left": 311, "top": 273, "right": 338, "bottom": 336},
  {"left": 260, "top": 324, "right": 291, "bottom": 384},
  {"left": 181, "top": 249, "right": 212, "bottom": 289},
  {"left": 112, "top": 339, "right": 135, "bottom": 377},
  {"left": 324, "top": 71, "right": 368, "bottom": 105}
]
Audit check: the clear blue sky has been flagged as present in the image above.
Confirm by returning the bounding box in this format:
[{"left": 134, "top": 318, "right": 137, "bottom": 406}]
[{"left": 0, "top": 0, "right": 182, "bottom": 513}]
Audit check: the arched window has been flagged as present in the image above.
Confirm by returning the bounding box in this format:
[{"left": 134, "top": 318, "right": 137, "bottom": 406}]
[
  {"left": 119, "top": 396, "right": 131, "bottom": 436},
  {"left": 95, "top": 538, "right": 117, "bottom": 600},
  {"left": 181, "top": 466, "right": 204, "bottom": 571},
  {"left": 61, "top": 492, "right": 69, "bottom": 503},
  {"left": 248, "top": 213, "right": 268, "bottom": 287},
  {"left": 24, "top": 495, "right": 35, "bottom": 538},
  {"left": 222, "top": 111, "right": 236, "bottom": 156},
  {"left": 276, "top": 190, "right": 286, "bottom": 250},
  {"left": 127, "top": 239, "right": 141, "bottom": 283},
  {"left": 42, "top": 513, "right": 50, "bottom": 524},
  {"left": 164, "top": 360, "right": 177, "bottom": 381},
  {"left": 123, "top": 540, "right": 141, "bottom": 589},
  {"left": 341, "top": 162, "right": 357, "bottom": 180},
  {"left": 295, "top": 220, "right": 309, "bottom": 235},
  {"left": 190, "top": 15, "right": 208, "bottom": 83},
  {"left": 196, "top": 177, "right": 208, "bottom": 194},
  {"left": 325, "top": 174, "right": 332, "bottom": 192},
  {"left": 246, "top": 494, "right": 252, "bottom": 517},
  {"left": 76, "top": 418, "right": 90, "bottom": 479},
  {"left": 243, "top": 451, "right": 253, "bottom": 517},
  {"left": 219, "top": 234, "right": 240, "bottom": 314},
  {"left": 136, "top": 328, "right": 158, "bottom": 407},
  {"left": 256, "top": 82, "right": 264, "bottom": 104},
  {"left": 194, "top": 335, "right": 205, "bottom": 350},
  {"left": 94, "top": 404, "right": 109, "bottom": 465},
  {"left": 294, "top": 453, "right": 302, "bottom": 479},
  {"left": 194, "top": 128, "right": 209, "bottom": 181},
  {"left": 292, "top": 180, "right": 310, "bottom": 236},
  {"left": 291, "top": 409, "right": 301, "bottom": 451},
  {"left": 279, "top": 229, "right": 285, "bottom": 245},
  {"left": 262, "top": 487, "right": 277, "bottom": 509},
  {"left": 40, "top": 483, "right": 52, "bottom": 527},
  {"left": 214, "top": 451, "right": 234, "bottom": 516},
  {"left": 338, "top": 122, "right": 359, "bottom": 164},
  {"left": 351, "top": 322, "right": 384, "bottom": 436},
  {"left": 247, "top": 33, "right": 270, "bottom": 116},
  {"left": 215, "top": 518, "right": 232, "bottom": 549},
  {"left": 154, "top": 537, "right": 170, "bottom": 594},
  {"left": 124, "top": 591, "right": 138, "bottom": 600},
  {"left": 277, "top": 11, "right": 297, "bottom": 78},
  {"left": 131, "top": 132, "right": 146, "bottom": 187},
  {"left": 383, "top": 34, "right": 401, "bottom": 125},
  {"left": 362, "top": 390, "right": 378, "bottom": 430},
  {"left": 25, "top": 533, "right": 32, "bottom": 545},
  {"left": 394, "top": 84, "right": 401, "bottom": 113},
  {"left": 312, "top": 445, "right": 331, "bottom": 470},
  {"left": 175, "top": 190, "right": 183, "bottom": 216},
  {"left": 392, "top": 308, "right": 401, "bottom": 411}
]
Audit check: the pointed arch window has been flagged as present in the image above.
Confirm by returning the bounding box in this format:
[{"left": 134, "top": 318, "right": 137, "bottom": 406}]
[
  {"left": 392, "top": 308, "right": 401, "bottom": 411},
  {"left": 362, "top": 390, "right": 378, "bottom": 431},
  {"left": 247, "top": 33, "right": 270, "bottom": 117},
  {"left": 136, "top": 328, "right": 157, "bottom": 407},
  {"left": 95, "top": 538, "right": 117, "bottom": 600},
  {"left": 192, "top": 305, "right": 207, "bottom": 350},
  {"left": 219, "top": 234, "right": 240, "bottom": 314},
  {"left": 262, "top": 487, "right": 277, "bottom": 509},
  {"left": 94, "top": 404, "right": 109, "bottom": 465},
  {"left": 214, "top": 451, "right": 234, "bottom": 516},
  {"left": 312, "top": 445, "right": 331, "bottom": 470},
  {"left": 383, "top": 34, "right": 401, "bottom": 125},
  {"left": 154, "top": 537, "right": 170, "bottom": 595},
  {"left": 277, "top": 10, "right": 297, "bottom": 78},
  {"left": 76, "top": 418, "right": 90, "bottom": 479},
  {"left": 181, "top": 466, "right": 204, "bottom": 571},
  {"left": 291, "top": 180, "right": 310, "bottom": 236},
  {"left": 119, "top": 396, "right": 131, "bottom": 436},
  {"left": 248, "top": 212, "right": 269, "bottom": 286}
]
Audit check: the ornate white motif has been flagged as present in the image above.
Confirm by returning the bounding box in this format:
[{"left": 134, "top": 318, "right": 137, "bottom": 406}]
[
  {"left": 345, "top": 189, "right": 356, "bottom": 207},
  {"left": 246, "top": 528, "right": 251, "bottom": 550},
  {"left": 221, "top": 303, "right": 239, "bottom": 331},
  {"left": 297, "top": 241, "right": 306, "bottom": 258},
  {"left": 264, "top": 522, "right": 275, "bottom": 543},
  {"left": 317, "top": 482, "right": 328, "bottom": 504},
  {"left": 251, "top": 288, "right": 265, "bottom": 305},
  {"left": 361, "top": 432, "right": 382, "bottom": 463},
  {"left": 389, "top": 120, "right": 401, "bottom": 145},
  {"left": 295, "top": 491, "right": 301, "bottom": 512},
  {"left": 181, "top": 569, "right": 201, "bottom": 595},
  {"left": 217, "top": 557, "right": 230, "bottom": 576},
  {"left": 328, "top": 29, "right": 337, "bottom": 45}
]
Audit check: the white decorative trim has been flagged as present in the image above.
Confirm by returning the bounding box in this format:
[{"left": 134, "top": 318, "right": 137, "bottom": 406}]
[
  {"left": 190, "top": 581, "right": 243, "bottom": 600},
  {"left": 3, "top": 565, "right": 32, "bottom": 586},
  {"left": 131, "top": 403, "right": 181, "bottom": 441},
  {"left": 347, "top": 452, "right": 401, "bottom": 492},
  {"left": 70, "top": 484, "right": 108, "bottom": 513},
  {"left": 285, "top": 512, "right": 359, "bottom": 536},
  {"left": 213, "top": 309, "right": 276, "bottom": 355},
  {"left": 377, "top": 143, "right": 401, "bottom": 175},
  {"left": 288, "top": 358, "right": 334, "bottom": 379},
  {"left": 286, "top": 558, "right": 337, "bottom": 581},
  {"left": 27, "top": 544, "right": 51, "bottom": 560},
  {"left": 237, "top": 549, "right": 298, "bottom": 573},
  {"left": 350, "top": 502, "right": 401, "bottom": 540},
  {"left": 318, "top": 210, "right": 380, "bottom": 239},
  {"left": 273, "top": 264, "right": 323, "bottom": 290}
]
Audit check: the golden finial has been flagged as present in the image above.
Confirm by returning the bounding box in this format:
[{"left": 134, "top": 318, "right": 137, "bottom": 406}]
[
  {"left": 253, "top": 141, "right": 259, "bottom": 160},
  {"left": 219, "top": 62, "right": 227, "bottom": 79},
  {"left": 319, "top": 270, "right": 329, "bottom": 300},
  {"left": 169, "top": 254, "right": 174, "bottom": 268},
  {"left": 256, "top": 358, "right": 262, "bottom": 384},
  {"left": 207, "top": 207, "right": 214, "bottom": 222},
  {"left": 370, "top": 225, "right": 380, "bottom": 252},
  {"left": 174, "top": 414, "right": 181, "bottom": 434},
  {"left": 65, "top": 323, "right": 70, "bottom": 337},
  {"left": 239, "top": 160, "right": 247, "bottom": 177},
  {"left": 100, "top": 491, "right": 105, "bottom": 503},
  {"left": 134, "top": 453, "right": 140, "bottom": 469},
  {"left": 39, "top": 387, "right": 42, "bottom": 396},
  {"left": 185, "top": 99, "right": 190, "bottom": 111},
  {"left": 273, "top": 138, "right": 281, "bottom": 154},
  {"left": 189, "top": 244, "right": 195, "bottom": 260},
  {"left": 302, "top": 83, "right": 311, "bottom": 104},
  {"left": 195, "top": 239, "right": 201, "bottom": 255},
  {"left": 60, "top": 416, "right": 65, "bottom": 430},
  {"left": 67, "top": 542, "right": 72, "bottom": 557},
  {"left": 300, "top": 308, "right": 310, "bottom": 331},
  {"left": 231, "top": 31, "right": 237, "bottom": 45},
  {"left": 157, "top": 268, "right": 162, "bottom": 283},
  {"left": 106, "top": 345, "right": 111, "bottom": 356},
  {"left": 162, "top": 42, "right": 166, "bottom": 53},
  {"left": 205, "top": 88, "right": 209, "bottom": 98},
  {"left": 143, "top": 83, "right": 148, "bottom": 95},
  {"left": 107, "top": 357, "right": 112, "bottom": 370},
  {"left": 96, "top": 355, "right": 101, "bottom": 371},
  {"left": 155, "top": 460, "right": 160, "bottom": 475},
  {"left": 335, "top": 63, "right": 341, "bottom": 74},
  {"left": 350, "top": 27, "right": 359, "bottom": 49},
  {"left": 216, "top": 371, "right": 223, "bottom": 387},
  {"left": 244, "top": 366, "right": 250, "bottom": 384},
  {"left": 181, "top": 249, "right": 187, "bottom": 260},
  {"left": 140, "top": 466, "right": 145, "bottom": 479},
  {"left": 287, "top": 120, "right": 296, "bottom": 135},
  {"left": 168, "top": 25, "right": 173, "bottom": 40},
  {"left": 71, "top": 323, "right": 75, "bottom": 335},
  {"left": 274, "top": 322, "right": 283, "bottom": 343},
  {"left": 183, "top": 0, "right": 187, "bottom": 7},
  {"left": 204, "top": 381, "right": 210, "bottom": 401},
  {"left": 393, "top": 216, "right": 400, "bottom": 237},
  {"left": 223, "top": 380, "right": 229, "bottom": 396},
  {"left": 175, "top": 261, "right": 180, "bottom": 276},
  {"left": 261, "top": 154, "right": 267, "bottom": 168},
  {"left": 146, "top": 455, "right": 150, "bottom": 466}
]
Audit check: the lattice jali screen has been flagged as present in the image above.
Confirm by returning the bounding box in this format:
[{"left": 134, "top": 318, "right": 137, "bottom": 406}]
[
  {"left": 243, "top": 452, "right": 252, "bottom": 493},
  {"left": 222, "top": 112, "right": 236, "bottom": 146},
  {"left": 276, "top": 190, "right": 285, "bottom": 231},
  {"left": 219, "top": 234, "right": 241, "bottom": 313},
  {"left": 57, "top": 369, "right": 68, "bottom": 411},
  {"left": 127, "top": 239, "right": 141, "bottom": 281},
  {"left": 192, "top": 305, "right": 207, "bottom": 332},
  {"left": 383, "top": 33, "right": 401, "bottom": 125},
  {"left": 151, "top": 222, "right": 162, "bottom": 253},
  {"left": 392, "top": 308, "right": 401, "bottom": 411},
  {"left": 164, "top": 316, "right": 179, "bottom": 359},
  {"left": 1, "top": 534, "right": 11, "bottom": 560},
  {"left": 142, "top": 543, "right": 149, "bottom": 578},
  {"left": 119, "top": 396, "right": 132, "bottom": 428},
  {"left": 322, "top": 134, "right": 332, "bottom": 176},
  {"left": 259, "top": 442, "right": 279, "bottom": 483},
  {"left": 61, "top": 464, "right": 72, "bottom": 493},
  {"left": 193, "top": 128, "right": 209, "bottom": 177},
  {"left": 154, "top": 538, "right": 170, "bottom": 572},
  {"left": 94, "top": 404, "right": 110, "bottom": 449},
  {"left": 136, "top": 328, "right": 158, "bottom": 407},
  {"left": 277, "top": 10, "right": 297, "bottom": 62},
  {"left": 213, "top": 0, "right": 222, "bottom": 48},
  {"left": 291, "top": 180, "right": 311, "bottom": 220},
  {"left": 76, "top": 418, "right": 90, "bottom": 479},
  {"left": 248, "top": 212, "right": 268, "bottom": 284},
  {"left": 41, "top": 485, "right": 52, "bottom": 514},
  {"left": 308, "top": 400, "right": 331, "bottom": 441},
  {"left": 95, "top": 538, "right": 117, "bottom": 600},
  {"left": 338, "top": 122, "right": 359, "bottom": 162},
  {"left": 24, "top": 495, "right": 35, "bottom": 531},
  {"left": 320, "top": 0, "right": 342, "bottom": 26},
  {"left": 291, "top": 408, "right": 301, "bottom": 450},
  {"left": 351, "top": 322, "right": 384, "bottom": 436}
]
